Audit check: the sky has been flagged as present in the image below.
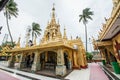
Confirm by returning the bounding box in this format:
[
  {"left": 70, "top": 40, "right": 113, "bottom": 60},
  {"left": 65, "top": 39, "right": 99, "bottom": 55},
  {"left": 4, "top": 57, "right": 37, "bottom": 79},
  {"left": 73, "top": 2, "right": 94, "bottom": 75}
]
[{"left": 0, "top": 0, "right": 113, "bottom": 52}]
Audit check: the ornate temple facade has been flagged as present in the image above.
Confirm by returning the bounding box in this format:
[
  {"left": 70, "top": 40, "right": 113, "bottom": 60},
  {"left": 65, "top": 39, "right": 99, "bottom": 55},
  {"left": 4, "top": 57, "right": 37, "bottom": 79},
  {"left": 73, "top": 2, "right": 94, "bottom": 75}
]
[
  {"left": 93, "top": 0, "right": 120, "bottom": 66},
  {"left": 7, "top": 5, "right": 87, "bottom": 76}
]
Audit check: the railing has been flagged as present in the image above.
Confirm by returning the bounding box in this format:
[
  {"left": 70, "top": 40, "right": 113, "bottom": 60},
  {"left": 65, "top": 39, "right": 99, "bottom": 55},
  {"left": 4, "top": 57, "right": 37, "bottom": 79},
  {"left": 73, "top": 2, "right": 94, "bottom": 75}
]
[{"left": 99, "top": 64, "right": 120, "bottom": 80}]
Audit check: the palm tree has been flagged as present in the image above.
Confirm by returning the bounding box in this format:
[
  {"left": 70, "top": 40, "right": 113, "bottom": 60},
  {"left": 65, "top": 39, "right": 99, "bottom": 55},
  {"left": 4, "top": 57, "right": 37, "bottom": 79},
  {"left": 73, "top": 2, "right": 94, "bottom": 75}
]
[
  {"left": 0, "top": 0, "right": 9, "bottom": 11},
  {"left": 4, "top": 0, "right": 18, "bottom": 47},
  {"left": 79, "top": 8, "right": 93, "bottom": 52},
  {"left": 31, "top": 22, "right": 42, "bottom": 42}
]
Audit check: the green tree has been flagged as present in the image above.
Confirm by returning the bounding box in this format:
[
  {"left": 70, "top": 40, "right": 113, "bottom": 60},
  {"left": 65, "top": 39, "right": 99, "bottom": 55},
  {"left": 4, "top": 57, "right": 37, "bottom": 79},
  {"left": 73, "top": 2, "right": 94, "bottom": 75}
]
[
  {"left": 79, "top": 8, "right": 93, "bottom": 52},
  {"left": 31, "top": 22, "right": 42, "bottom": 42},
  {"left": 4, "top": 0, "right": 18, "bottom": 47},
  {"left": 86, "top": 52, "right": 93, "bottom": 62}
]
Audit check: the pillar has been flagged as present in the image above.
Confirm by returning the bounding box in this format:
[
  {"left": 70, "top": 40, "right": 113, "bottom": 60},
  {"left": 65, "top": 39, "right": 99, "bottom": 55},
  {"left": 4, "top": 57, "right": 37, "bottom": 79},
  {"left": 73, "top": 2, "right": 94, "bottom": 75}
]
[
  {"left": 56, "top": 48, "right": 66, "bottom": 76},
  {"left": 100, "top": 49, "right": 104, "bottom": 60},
  {"left": 105, "top": 48, "right": 111, "bottom": 64},
  {"left": 68, "top": 50, "right": 72, "bottom": 69},
  {"left": 17, "top": 52, "right": 25, "bottom": 69},
  {"left": 73, "top": 51, "right": 79, "bottom": 69},
  {"left": 107, "top": 49, "right": 111, "bottom": 63},
  {"left": 76, "top": 46, "right": 83, "bottom": 68},
  {"left": 8, "top": 53, "right": 15, "bottom": 67},
  {"left": 101, "top": 49, "right": 106, "bottom": 60},
  {"left": 113, "top": 40, "right": 120, "bottom": 63},
  {"left": 45, "top": 51, "right": 48, "bottom": 62},
  {"left": 31, "top": 50, "right": 40, "bottom": 72},
  {"left": 82, "top": 49, "right": 87, "bottom": 68}
]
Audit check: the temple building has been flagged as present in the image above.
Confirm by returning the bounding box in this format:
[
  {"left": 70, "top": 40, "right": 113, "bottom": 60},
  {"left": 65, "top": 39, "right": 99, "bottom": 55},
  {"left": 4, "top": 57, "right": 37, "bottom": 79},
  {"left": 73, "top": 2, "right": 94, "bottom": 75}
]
[
  {"left": 93, "top": 0, "right": 120, "bottom": 71},
  {"left": 7, "top": 5, "right": 87, "bottom": 76}
]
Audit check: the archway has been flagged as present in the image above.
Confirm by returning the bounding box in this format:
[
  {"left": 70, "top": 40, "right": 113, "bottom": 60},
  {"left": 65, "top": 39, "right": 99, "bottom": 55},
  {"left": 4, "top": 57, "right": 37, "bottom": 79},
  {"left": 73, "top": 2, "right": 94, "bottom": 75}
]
[
  {"left": 40, "top": 52, "right": 45, "bottom": 70},
  {"left": 40, "top": 51, "right": 57, "bottom": 70},
  {"left": 25, "top": 53, "right": 35, "bottom": 68}
]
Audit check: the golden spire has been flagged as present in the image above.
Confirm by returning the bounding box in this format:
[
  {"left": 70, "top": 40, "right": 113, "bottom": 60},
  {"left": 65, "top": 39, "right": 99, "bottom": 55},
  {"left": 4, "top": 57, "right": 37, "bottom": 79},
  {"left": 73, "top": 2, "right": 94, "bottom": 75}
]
[
  {"left": 63, "top": 26, "right": 67, "bottom": 40},
  {"left": 16, "top": 35, "right": 21, "bottom": 48},
  {"left": 52, "top": 3, "right": 55, "bottom": 18},
  {"left": 50, "top": 3, "right": 56, "bottom": 24}
]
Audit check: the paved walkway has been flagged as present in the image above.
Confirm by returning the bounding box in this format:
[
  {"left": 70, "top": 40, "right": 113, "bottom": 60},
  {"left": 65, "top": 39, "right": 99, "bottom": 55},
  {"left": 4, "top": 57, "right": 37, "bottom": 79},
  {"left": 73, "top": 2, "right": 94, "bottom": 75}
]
[
  {"left": 89, "top": 63, "right": 109, "bottom": 80},
  {"left": 0, "top": 66, "right": 59, "bottom": 80},
  {"left": 0, "top": 61, "right": 110, "bottom": 80},
  {"left": 0, "top": 69, "right": 19, "bottom": 80},
  {"left": 65, "top": 68, "right": 90, "bottom": 80}
]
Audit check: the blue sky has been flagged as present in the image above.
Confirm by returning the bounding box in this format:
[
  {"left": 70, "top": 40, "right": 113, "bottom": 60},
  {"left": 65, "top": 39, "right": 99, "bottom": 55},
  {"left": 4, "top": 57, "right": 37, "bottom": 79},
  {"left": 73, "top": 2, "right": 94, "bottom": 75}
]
[{"left": 0, "top": 0, "right": 113, "bottom": 51}]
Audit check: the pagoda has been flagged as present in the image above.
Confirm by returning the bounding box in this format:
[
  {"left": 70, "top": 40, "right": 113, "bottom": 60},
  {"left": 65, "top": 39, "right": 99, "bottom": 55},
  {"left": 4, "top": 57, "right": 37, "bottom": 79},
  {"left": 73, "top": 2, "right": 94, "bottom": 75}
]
[{"left": 7, "top": 5, "right": 87, "bottom": 76}]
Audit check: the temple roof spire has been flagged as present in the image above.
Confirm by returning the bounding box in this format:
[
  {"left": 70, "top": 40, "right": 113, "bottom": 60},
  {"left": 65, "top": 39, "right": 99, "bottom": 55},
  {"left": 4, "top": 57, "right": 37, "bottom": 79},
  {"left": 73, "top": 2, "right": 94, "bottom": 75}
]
[
  {"left": 63, "top": 26, "right": 67, "bottom": 40},
  {"left": 15, "top": 35, "right": 21, "bottom": 48},
  {"left": 112, "top": 0, "right": 119, "bottom": 8},
  {"left": 50, "top": 3, "right": 56, "bottom": 24},
  {"left": 52, "top": 3, "right": 55, "bottom": 19}
]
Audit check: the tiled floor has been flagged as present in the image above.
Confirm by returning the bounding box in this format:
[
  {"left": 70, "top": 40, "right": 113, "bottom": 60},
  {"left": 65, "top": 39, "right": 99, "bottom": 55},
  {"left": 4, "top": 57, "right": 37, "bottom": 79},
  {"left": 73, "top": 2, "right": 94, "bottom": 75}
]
[
  {"left": 65, "top": 68, "right": 90, "bottom": 80},
  {"left": 89, "top": 63, "right": 109, "bottom": 80}
]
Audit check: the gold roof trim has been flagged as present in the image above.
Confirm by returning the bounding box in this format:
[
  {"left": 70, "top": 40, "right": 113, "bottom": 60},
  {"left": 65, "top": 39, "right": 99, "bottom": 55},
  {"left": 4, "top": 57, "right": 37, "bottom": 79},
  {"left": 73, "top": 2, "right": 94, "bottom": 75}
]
[{"left": 98, "top": 1, "right": 120, "bottom": 40}]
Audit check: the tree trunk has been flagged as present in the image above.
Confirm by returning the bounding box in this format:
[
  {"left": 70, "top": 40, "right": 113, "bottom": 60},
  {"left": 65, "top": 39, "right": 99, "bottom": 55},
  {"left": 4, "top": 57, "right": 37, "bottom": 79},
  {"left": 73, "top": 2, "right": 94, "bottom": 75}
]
[
  {"left": 84, "top": 23, "right": 88, "bottom": 52},
  {"left": 32, "top": 31, "right": 33, "bottom": 42},
  {"left": 6, "top": 12, "right": 14, "bottom": 46}
]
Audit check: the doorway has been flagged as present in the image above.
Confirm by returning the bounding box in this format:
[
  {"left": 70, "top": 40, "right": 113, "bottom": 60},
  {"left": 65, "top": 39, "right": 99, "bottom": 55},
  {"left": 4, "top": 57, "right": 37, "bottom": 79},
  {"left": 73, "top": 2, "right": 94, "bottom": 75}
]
[
  {"left": 25, "top": 53, "right": 35, "bottom": 68},
  {"left": 40, "top": 51, "right": 57, "bottom": 70}
]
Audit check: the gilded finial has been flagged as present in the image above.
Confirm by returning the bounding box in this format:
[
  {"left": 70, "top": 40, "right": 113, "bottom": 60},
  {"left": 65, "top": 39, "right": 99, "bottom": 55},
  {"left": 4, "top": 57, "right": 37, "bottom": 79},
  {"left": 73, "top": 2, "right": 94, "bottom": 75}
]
[
  {"left": 50, "top": 3, "right": 56, "bottom": 24},
  {"left": 16, "top": 35, "right": 21, "bottom": 48},
  {"left": 63, "top": 26, "right": 67, "bottom": 40},
  {"left": 64, "top": 26, "right": 66, "bottom": 30},
  {"left": 52, "top": 3, "right": 55, "bottom": 15},
  {"left": 52, "top": 3, "right": 55, "bottom": 11}
]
